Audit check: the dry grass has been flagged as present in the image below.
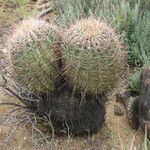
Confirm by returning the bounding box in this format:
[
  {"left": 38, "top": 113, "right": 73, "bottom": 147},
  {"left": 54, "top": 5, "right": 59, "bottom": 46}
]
[{"left": 0, "top": 83, "right": 145, "bottom": 150}]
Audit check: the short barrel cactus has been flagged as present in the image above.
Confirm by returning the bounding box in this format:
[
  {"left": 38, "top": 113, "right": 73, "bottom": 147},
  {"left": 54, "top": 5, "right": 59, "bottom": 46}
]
[
  {"left": 8, "top": 19, "right": 58, "bottom": 93},
  {"left": 62, "top": 18, "right": 126, "bottom": 93}
]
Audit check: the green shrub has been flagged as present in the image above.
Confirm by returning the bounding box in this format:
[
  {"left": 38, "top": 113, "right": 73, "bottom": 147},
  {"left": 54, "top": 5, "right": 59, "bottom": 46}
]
[
  {"left": 111, "top": 1, "right": 141, "bottom": 66},
  {"left": 54, "top": 0, "right": 113, "bottom": 26},
  {"left": 128, "top": 69, "right": 141, "bottom": 93}
]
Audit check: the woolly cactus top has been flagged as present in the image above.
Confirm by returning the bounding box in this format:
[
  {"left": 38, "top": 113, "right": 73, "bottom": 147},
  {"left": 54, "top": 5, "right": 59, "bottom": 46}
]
[
  {"left": 10, "top": 19, "right": 56, "bottom": 46},
  {"left": 64, "top": 18, "right": 121, "bottom": 51}
]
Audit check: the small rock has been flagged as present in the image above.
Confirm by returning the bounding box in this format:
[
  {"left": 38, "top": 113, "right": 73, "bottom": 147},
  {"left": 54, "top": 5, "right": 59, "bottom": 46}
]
[
  {"left": 139, "top": 67, "right": 150, "bottom": 139},
  {"left": 116, "top": 90, "right": 131, "bottom": 105},
  {"left": 114, "top": 105, "right": 124, "bottom": 116},
  {"left": 126, "top": 96, "right": 139, "bottom": 129}
]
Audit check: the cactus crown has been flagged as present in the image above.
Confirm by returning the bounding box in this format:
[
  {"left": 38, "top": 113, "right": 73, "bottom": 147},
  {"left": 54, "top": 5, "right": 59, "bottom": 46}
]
[
  {"left": 64, "top": 18, "right": 120, "bottom": 51},
  {"left": 62, "top": 18, "right": 126, "bottom": 94},
  {"left": 8, "top": 19, "right": 58, "bottom": 93},
  {"left": 10, "top": 19, "right": 56, "bottom": 45}
]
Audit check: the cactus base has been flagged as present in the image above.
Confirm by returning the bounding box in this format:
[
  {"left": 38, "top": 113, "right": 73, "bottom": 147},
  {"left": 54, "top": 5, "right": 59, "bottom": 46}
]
[{"left": 31, "top": 85, "right": 107, "bottom": 135}]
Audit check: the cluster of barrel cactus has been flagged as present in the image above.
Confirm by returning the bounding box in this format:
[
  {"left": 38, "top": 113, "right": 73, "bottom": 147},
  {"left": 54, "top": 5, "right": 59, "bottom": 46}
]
[
  {"left": 4, "top": 17, "right": 126, "bottom": 135},
  {"left": 6, "top": 17, "right": 125, "bottom": 94}
]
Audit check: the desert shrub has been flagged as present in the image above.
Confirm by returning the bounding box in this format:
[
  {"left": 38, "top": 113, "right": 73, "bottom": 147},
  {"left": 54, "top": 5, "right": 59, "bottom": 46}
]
[
  {"left": 113, "top": 1, "right": 150, "bottom": 67},
  {"left": 128, "top": 69, "right": 141, "bottom": 94},
  {"left": 62, "top": 17, "right": 126, "bottom": 94},
  {"left": 136, "top": 11, "right": 150, "bottom": 66},
  {"left": 112, "top": 1, "right": 141, "bottom": 66},
  {"left": 128, "top": 39, "right": 150, "bottom": 94},
  {"left": 7, "top": 19, "right": 59, "bottom": 93},
  {"left": 54, "top": 0, "right": 122, "bottom": 26},
  {"left": 54, "top": 0, "right": 150, "bottom": 67}
]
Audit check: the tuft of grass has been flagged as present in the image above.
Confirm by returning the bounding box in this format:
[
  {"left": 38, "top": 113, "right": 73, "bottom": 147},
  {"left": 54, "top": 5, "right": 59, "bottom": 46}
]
[
  {"left": 128, "top": 69, "right": 141, "bottom": 94},
  {"left": 128, "top": 49, "right": 150, "bottom": 94},
  {"left": 119, "top": 129, "right": 150, "bottom": 150},
  {"left": 14, "top": 0, "right": 29, "bottom": 6},
  {"left": 16, "top": 6, "right": 38, "bottom": 18}
]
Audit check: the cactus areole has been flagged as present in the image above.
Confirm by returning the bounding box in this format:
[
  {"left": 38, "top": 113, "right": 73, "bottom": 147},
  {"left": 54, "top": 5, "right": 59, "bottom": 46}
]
[{"left": 62, "top": 18, "right": 125, "bottom": 94}]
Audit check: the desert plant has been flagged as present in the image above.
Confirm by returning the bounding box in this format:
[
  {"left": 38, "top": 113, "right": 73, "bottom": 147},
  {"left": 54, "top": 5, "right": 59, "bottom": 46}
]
[
  {"left": 54, "top": 0, "right": 111, "bottom": 27},
  {"left": 136, "top": 10, "right": 150, "bottom": 66},
  {"left": 54, "top": 0, "right": 150, "bottom": 67},
  {"left": 62, "top": 18, "right": 126, "bottom": 94},
  {"left": 7, "top": 19, "right": 59, "bottom": 93},
  {"left": 128, "top": 69, "right": 141, "bottom": 94},
  {"left": 128, "top": 48, "right": 150, "bottom": 94},
  {"left": 112, "top": 1, "right": 141, "bottom": 66}
]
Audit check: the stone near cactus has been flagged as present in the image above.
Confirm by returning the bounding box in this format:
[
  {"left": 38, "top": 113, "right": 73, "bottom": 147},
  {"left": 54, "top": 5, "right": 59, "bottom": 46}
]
[
  {"left": 116, "top": 91, "right": 139, "bottom": 128},
  {"left": 116, "top": 68, "right": 150, "bottom": 139},
  {"left": 62, "top": 17, "right": 126, "bottom": 94},
  {"left": 7, "top": 19, "right": 58, "bottom": 93},
  {"left": 114, "top": 104, "right": 124, "bottom": 116},
  {"left": 116, "top": 90, "right": 131, "bottom": 104},
  {"left": 139, "top": 67, "right": 150, "bottom": 139},
  {"left": 126, "top": 96, "right": 139, "bottom": 129}
]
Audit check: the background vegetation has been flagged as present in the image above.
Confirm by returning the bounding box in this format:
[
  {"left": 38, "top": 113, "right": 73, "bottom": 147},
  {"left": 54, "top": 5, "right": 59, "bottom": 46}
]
[{"left": 54, "top": 0, "right": 150, "bottom": 93}]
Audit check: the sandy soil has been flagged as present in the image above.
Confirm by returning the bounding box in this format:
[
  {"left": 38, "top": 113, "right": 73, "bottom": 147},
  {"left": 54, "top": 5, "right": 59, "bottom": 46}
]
[{"left": 0, "top": 0, "right": 145, "bottom": 149}]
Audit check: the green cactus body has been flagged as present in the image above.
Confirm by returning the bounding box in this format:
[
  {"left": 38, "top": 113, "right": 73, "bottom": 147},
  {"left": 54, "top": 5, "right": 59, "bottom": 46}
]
[
  {"left": 63, "top": 18, "right": 125, "bottom": 93},
  {"left": 9, "top": 19, "right": 58, "bottom": 93}
]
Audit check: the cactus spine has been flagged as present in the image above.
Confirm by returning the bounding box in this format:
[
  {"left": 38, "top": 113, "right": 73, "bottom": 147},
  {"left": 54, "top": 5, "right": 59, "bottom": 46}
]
[
  {"left": 62, "top": 18, "right": 125, "bottom": 93},
  {"left": 8, "top": 19, "right": 58, "bottom": 93}
]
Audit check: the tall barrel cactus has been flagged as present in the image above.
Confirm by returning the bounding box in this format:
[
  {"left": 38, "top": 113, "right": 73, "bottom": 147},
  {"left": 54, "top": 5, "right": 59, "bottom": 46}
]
[
  {"left": 62, "top": 18, "right": 126, "bottom": 93},
  {"left": 8, "top": 19, "right": 58, "bottom": 93}
]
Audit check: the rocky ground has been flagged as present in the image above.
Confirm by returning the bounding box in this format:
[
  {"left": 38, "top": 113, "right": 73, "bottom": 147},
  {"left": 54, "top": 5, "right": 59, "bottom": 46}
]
[{"left": 0, "top": 0, "right": 145, "bottom": 149}]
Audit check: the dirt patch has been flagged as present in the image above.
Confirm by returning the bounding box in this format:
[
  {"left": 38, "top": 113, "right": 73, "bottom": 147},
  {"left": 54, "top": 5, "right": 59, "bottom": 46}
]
[{"left": 106, "top": 98, "right": 144, "bottom": 149}]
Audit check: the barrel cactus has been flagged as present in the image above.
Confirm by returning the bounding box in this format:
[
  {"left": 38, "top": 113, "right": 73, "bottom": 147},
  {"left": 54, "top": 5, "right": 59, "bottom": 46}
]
[
  {"left": 8, "top": 19, "right": 58, "bottom": 93},
  {"left": 62, "top": 18, "right": 126, "bottom": 93}
]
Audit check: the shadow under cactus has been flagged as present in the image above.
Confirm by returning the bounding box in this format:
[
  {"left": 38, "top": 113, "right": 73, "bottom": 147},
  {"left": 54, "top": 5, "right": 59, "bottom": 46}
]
[{"left": 1, "top": 74, "right": 107, "bottom": 136}]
